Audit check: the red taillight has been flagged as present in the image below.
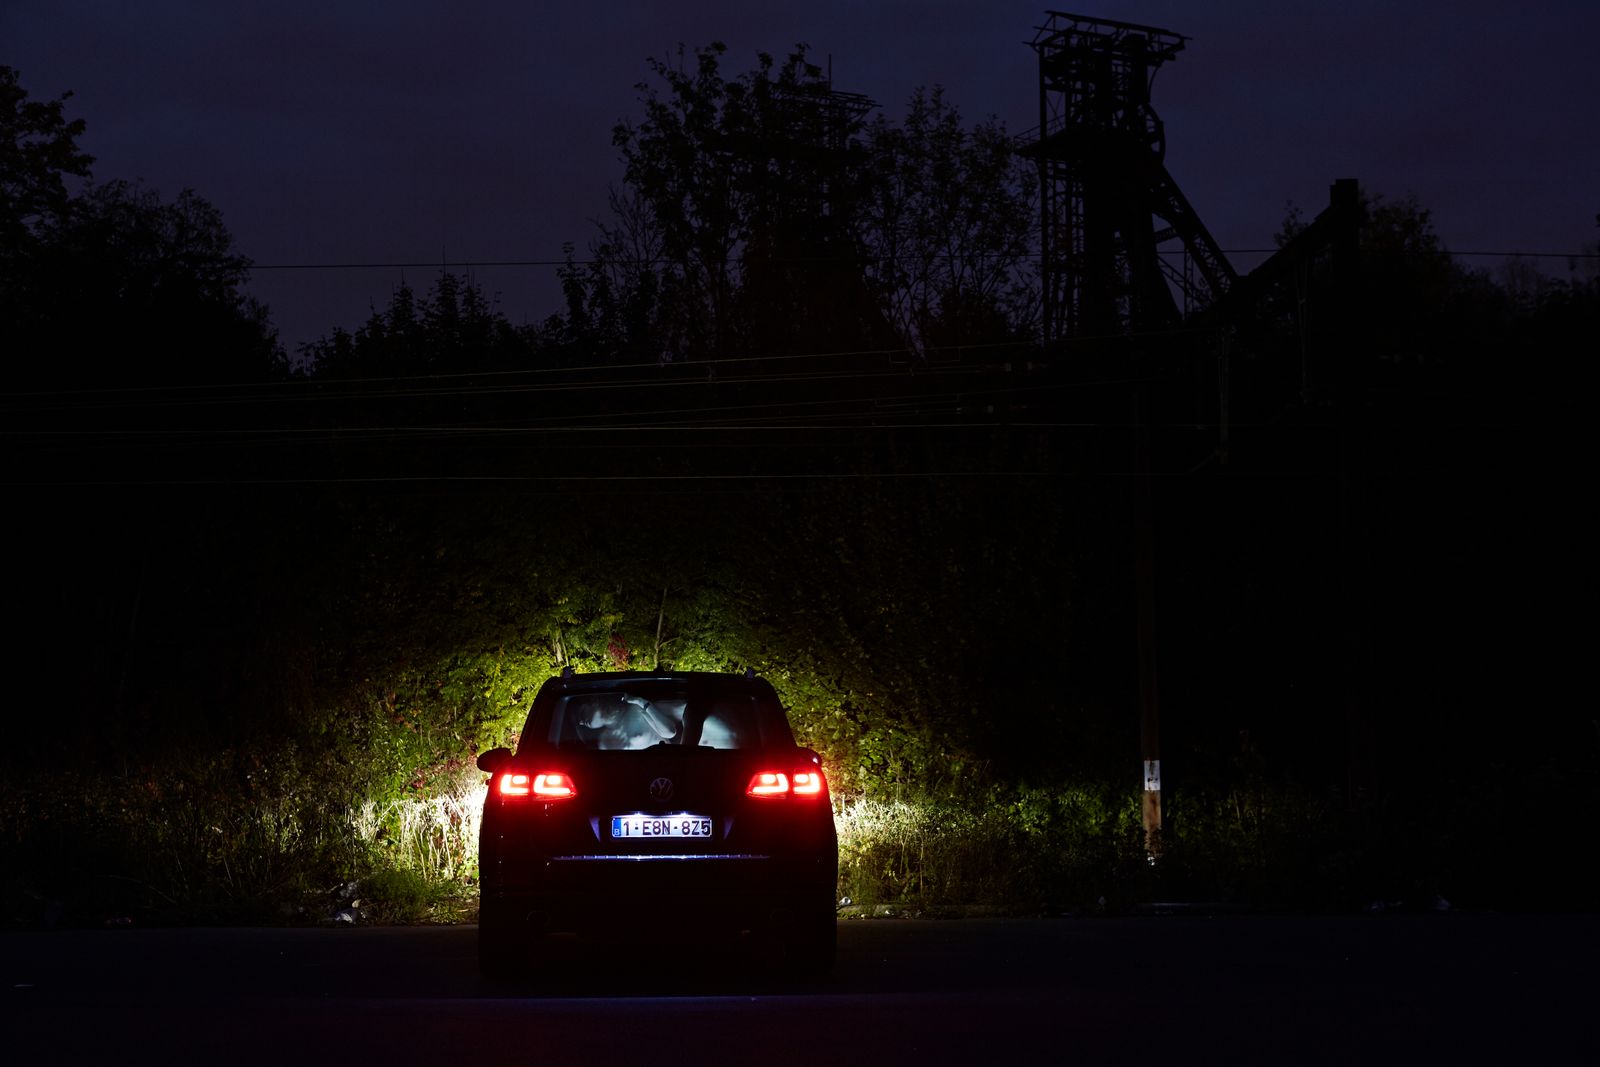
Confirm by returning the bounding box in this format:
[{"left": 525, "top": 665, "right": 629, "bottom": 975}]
[
  {"left": 746, "top": 768, "right": 827, "bottom": 799},
  {"left": 498, "top": 771, "right": 576, "bottom": 800},
  {"left": 747, "top": 771, "right": 790, "bottom": 798},
  {"left": 532, "top": 772, "right": 576, "bottom": 799},
  {"left": 791, "top": 770, "right": 825, "bottom": 796}
]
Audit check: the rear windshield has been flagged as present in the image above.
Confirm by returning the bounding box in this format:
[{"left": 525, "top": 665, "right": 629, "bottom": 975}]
[{"left": 537, "top": 683, "right": 793, "bottom": 751}]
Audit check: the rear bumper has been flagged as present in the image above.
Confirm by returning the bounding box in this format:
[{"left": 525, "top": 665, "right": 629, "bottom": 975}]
[{"left": 481, "top": 852, "right": 835, "bottom": 940}]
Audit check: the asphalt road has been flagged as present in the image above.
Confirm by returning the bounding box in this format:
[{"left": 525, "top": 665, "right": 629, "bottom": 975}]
[{"left": 4, "top": 914, "right": 1595, "bottom": 1064}]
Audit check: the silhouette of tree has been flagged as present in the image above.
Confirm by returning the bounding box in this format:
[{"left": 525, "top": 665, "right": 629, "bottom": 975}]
[
  {"left": 13, "top": 180, "right": 283, "bottom": 386},
  {"left": 610, "top": 42, "right": 891, "bottom": 362},
  {"left": 1313, "top": 190, "right": 1600, "bottom": 369},
  {"left": 861, "top": 87, "right": 1037, "bottom": 357},
  {"left": 563, "top": 45, "right": 1039, "bottom": 368},
  {"left": 2, "top": 67, "right": 283, "bottom": 388},
  {"left": 610, "top": 42, "right": 750, "bottom": 361},
  {"left": 0, "top": 65, "right": 93, "bottom": 251},
  {"left": 300, "top": 272, "right": 533, "bottom": 377},
  {"left": 1275, "top": 187, "right": 1520, "bottom": 366},
  {"left": 549, "top": 186, "right": 663, "bottom": 367},
  {"left": 1, "top": 64, "right": 92, "bottom": 376}
]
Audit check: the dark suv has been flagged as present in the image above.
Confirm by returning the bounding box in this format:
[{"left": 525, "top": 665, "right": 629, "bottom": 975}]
[{"left": 475, "top": 669, "right": 838, "bottom": 979}]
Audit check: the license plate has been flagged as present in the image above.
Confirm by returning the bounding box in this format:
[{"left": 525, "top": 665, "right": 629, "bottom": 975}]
[{"left": 611, "top": 814, "right": 713, "bottom": 839}]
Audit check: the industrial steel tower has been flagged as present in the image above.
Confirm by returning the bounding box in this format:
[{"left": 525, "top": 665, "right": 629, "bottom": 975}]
[{"left": 1021, "top": 11, "right": 1236, "bottom": 342}]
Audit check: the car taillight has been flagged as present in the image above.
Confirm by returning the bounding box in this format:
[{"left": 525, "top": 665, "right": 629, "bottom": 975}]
[
  {"left": 746, "top": 768, "right": 827, "bottom": 799},
  {"left": 791, "top": 770, "right": 825, "bottom": 796},
  {"left": 533, "top": 772, "right": 576, "bottom": 799},
  {"left": 498, "top": 771, "right": 577, "bottom": 800},
  {"left": 747, "top": 772, "right": 790, "bottom": 798}
]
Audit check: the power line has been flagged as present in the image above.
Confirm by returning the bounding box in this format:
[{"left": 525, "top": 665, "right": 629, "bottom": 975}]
[
  {"left": 249, "top": 246, "right": 1600, "bottom": 271},
  {"left": 4, "top": 467, "right": 1300, "bottom": 489}
]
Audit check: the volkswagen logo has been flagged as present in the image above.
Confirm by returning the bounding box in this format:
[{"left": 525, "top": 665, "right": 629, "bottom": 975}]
[{"left": 648, "top": 777, "right": 675, "bottom": 801}]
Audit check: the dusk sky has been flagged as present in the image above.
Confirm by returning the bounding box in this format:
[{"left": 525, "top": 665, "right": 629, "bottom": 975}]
[{"left": 6, "top": 0, "right": 1597, "bottom": 354}]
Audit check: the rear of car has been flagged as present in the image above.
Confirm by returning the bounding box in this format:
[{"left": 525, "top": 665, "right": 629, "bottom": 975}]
[{"left": 475, "top": 670, "right": 837, "bottom": 979}]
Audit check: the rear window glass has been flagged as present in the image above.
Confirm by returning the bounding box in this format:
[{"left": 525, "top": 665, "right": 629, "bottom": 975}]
[{"left": 542, "top": 685, "right": 786, "bottom": 751}]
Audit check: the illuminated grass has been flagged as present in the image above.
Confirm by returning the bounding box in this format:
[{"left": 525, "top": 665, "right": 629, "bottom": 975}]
[
  {"left": 354, "top": 767, "right": 486, "bottom": 887},
  {"left": 835, "top": 794, "right": 1031, "bottom": 909},
  {"left": 0, "top": 746, "right": 1380, "bottom": 927},
  {"left": 833, "top": 786, "right": 1147, "bottom": 912}
]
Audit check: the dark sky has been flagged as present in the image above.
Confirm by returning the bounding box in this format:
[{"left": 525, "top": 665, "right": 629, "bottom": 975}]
[{"left": 7, "top": 0, "right": 1598, "bottom": 354}]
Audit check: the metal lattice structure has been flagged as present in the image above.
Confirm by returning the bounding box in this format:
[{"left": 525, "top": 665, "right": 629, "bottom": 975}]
[{"left": 1020, "top": 11, "right": 1236, "bottom": 342}]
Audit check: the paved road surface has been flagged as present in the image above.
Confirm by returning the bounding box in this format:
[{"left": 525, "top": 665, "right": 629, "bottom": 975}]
[{"left": 4, "top": 914, "right": 1595, "bottom": 1064}]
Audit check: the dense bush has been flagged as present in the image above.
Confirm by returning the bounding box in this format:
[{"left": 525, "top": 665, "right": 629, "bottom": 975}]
[{"left": 7, "top": 469, "right": 1592, "bottom": 925}]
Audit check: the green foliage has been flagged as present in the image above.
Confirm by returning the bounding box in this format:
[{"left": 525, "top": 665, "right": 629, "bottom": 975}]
[
  {"left": 7, "top": 472, "right": 1591, "bottom": 923},
  {"left": 350, "top": 761, "right": 484, "bottom": 923},
  {"left": 1, "top": 745, "right": 367, "bottom": 926},
  {"left": 357, "top": 866, "right": 471, "bottom": 925},
  {"left": 834, "top": 782, "right": 1150, "bottom": 913}
]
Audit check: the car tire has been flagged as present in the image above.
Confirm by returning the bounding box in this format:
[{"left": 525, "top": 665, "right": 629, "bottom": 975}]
[
  {"left": 787, "top": 912, "right": 837, "bottom": 977},
  {"left": 477, "top": 904, "right": 520, "bottom": 981}
]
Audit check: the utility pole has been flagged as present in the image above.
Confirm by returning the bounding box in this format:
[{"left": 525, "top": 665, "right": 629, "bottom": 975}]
[
  {"left": 1135, "top": 374, "right": 1162, "bottom": 857},
  {"left": 1015, "top": 13, "right": 1216, "bottom": 859}
]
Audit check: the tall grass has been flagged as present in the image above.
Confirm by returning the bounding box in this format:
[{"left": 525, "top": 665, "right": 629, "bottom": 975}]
[
  {"left": 8, "top": 747, "right": 1535, "bottom": 927},
  {"left": 352, "top": 767, "right": 484, "bottom": 901},
  {"left": 833, "top": 786, "right": 1150, "bottom": 913},
  {"left": 0, "top": 746, "right": 487, "bottom": 927}
]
